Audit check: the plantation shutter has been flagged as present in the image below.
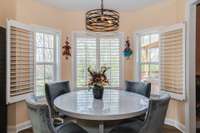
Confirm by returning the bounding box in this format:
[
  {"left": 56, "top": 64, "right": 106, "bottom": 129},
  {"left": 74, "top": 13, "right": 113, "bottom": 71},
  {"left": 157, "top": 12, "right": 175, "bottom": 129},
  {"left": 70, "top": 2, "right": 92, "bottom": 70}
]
[
  {"left": 160, "top": 23, "right": 185, "bottom": 100},
  {"left": 74, "top": 33, "right": 123, "bottom": 89},
  {"left": 75, "top": 37, "right": 96, "bottom": 88},
  {"left": 100, "top": 37, "right": 121, "bottom": 88},
  {"left": 7, "top": 20, "right": 34, "bottom": 103}
]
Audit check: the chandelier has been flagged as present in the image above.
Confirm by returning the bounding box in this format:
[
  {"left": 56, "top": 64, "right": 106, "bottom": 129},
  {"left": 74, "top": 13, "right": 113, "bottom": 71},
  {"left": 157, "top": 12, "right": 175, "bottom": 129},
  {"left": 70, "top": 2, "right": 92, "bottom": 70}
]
[{"left": 86, "top": 0, "right": 120, "bottom": 32}]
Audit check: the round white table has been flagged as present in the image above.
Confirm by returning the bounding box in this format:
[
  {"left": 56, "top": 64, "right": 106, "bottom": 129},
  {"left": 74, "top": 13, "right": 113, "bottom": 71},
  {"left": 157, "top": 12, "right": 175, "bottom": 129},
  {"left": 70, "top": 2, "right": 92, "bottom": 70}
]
[{"left": 54, "top": 89, "right": 149, "bottom": 133}]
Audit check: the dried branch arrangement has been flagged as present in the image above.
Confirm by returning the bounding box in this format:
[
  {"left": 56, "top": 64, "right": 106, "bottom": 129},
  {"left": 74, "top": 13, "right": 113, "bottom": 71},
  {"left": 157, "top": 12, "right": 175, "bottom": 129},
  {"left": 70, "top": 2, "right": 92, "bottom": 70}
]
[{"left": 62, "top": 37, "right": 71, "bottom": 60}]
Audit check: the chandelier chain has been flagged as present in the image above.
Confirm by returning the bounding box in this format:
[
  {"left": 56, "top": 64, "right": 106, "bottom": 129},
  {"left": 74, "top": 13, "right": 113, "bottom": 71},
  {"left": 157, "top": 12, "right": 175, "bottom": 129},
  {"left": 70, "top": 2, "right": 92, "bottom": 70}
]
[{"left": 101, "top": 0, "right": 104, "bottom": 14}]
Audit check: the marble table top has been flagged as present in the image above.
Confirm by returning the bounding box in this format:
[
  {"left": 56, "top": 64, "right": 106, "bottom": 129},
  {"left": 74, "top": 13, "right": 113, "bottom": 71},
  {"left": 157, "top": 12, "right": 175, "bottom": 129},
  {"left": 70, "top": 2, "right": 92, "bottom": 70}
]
[{"left": 54, "top": 89, "right": 149, "bottom": 121}]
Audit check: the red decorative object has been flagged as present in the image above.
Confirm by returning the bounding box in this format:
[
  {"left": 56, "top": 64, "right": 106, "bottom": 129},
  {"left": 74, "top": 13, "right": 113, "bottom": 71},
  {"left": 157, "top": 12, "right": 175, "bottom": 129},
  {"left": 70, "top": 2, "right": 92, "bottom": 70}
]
[{"left": 62, "top": 37, "right": 71, "bottom": 60}]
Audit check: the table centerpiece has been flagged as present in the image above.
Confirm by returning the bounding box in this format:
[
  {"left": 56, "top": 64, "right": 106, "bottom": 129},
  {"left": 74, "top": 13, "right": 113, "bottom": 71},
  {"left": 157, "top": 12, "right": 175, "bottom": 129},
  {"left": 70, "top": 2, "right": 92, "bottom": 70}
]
[{"left": 88, "top": 66, "right": 110, "bottom": 99}]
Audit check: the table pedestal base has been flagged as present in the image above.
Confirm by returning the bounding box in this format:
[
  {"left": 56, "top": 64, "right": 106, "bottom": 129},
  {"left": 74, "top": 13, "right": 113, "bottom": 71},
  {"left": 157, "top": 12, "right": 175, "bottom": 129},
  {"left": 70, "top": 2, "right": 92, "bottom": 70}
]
[{"left": 99, "top": 122, "right": 104, "bottom": 133}]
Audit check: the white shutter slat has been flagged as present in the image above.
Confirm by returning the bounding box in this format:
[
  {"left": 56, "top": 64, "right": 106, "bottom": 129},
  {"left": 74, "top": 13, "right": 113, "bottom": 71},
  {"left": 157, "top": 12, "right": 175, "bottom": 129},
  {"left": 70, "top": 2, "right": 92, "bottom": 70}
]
[{"left": 160, "top": 23, "right": 185, "bottom": 100}]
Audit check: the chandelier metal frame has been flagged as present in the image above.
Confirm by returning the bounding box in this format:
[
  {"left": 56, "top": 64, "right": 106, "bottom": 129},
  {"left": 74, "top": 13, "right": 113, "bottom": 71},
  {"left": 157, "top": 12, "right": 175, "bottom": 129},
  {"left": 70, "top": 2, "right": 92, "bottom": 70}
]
[{"left": 86, "top": 0, "right": 120, "bottom": 32}]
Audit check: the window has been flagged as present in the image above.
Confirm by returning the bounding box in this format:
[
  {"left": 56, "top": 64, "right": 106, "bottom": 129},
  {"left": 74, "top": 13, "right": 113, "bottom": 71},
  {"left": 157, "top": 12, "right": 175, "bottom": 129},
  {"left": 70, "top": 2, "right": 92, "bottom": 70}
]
[
  {"left": 7, "top": 20, "right": 61, "bottom": 103},
  {"left": 73, "top": 33, "right": 123, "bottom": 89},
  {"left": 136, "top": 33, "right": 160, "bottom": 93},
  {"left": 135, "top": 23, "right": 186, "bottom": 100},
  {"left": 35, "top": 31, "right": 60, "bottom": 97}
]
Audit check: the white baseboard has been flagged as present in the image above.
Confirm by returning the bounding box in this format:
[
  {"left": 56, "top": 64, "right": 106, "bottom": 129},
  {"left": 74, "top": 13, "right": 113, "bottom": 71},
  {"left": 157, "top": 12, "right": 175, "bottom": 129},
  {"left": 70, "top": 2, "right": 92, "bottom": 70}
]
[
  {"left": 165, "top": 118, "right": 186, "bottom": 133},
  {"left": 8, "top": 120, "right": 31, "bottom": 133}
]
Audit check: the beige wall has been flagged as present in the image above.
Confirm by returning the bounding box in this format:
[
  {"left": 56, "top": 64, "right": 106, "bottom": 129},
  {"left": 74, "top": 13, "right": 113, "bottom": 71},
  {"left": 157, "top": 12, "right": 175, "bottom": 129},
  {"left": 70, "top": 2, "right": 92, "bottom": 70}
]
[
  {"left": 1, "top": 0, "right": 186, "bottom": 129},
  {"left": 0, "top": 0, "right": 16, "bottom": 26}
]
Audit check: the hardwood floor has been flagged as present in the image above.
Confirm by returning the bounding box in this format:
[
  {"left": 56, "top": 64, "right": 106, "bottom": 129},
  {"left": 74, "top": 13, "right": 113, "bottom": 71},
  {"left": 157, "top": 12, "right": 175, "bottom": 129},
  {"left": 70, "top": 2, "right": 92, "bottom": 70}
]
[{"left": 19, "top": 125, "right": 181, "bottom": 133}]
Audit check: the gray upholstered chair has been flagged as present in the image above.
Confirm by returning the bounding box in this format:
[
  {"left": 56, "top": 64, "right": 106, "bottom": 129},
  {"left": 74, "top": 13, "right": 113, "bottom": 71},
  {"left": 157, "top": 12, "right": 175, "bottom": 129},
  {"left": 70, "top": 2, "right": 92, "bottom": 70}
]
[
  {"left": 125, "top": 81, "right": 151, "bottom": 98},
  {"left": 45, "top": 81, "right": 71, "bottom": 126},
  {"left": 109, "top": 93, "right": 170, "bottom": 133},
  {"left": 26, "top": 95, "right": 88, "bottom": 133},
  {"left": 124, "top": 81, "right": 151, "bottom": 121},
  {"left": 45, "top": 81, "right": 71, "bottom": 117}
]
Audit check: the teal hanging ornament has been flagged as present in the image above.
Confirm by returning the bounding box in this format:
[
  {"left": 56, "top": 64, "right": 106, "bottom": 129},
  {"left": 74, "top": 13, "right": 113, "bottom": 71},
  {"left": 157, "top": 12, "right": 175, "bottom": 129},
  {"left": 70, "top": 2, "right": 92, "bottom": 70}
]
[{"left": 123, "top": 37, "right": 133, "bottom": 59}]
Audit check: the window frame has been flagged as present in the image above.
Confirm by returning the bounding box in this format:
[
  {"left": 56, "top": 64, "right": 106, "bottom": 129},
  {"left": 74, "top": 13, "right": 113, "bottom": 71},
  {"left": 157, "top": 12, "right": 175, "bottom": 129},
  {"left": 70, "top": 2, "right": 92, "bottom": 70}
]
[
  {"left": 72, "top": 31, "right": 125, "bottom": 90},
  {"left": 32, "top": 25, "right": 61, "bottom": 97},
  {"left": 134, "top": 27, "right": 162, "bottom": 91},
  {"left": 140, "top": 34, "right": 160, "bottom": 81}
]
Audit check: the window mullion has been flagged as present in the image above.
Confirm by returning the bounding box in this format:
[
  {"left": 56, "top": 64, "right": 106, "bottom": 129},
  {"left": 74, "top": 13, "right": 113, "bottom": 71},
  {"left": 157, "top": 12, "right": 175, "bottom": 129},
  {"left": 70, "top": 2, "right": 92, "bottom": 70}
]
[
  {"left": 43, "top": 33, "right": 46, "bottom": 84},
  {"left": 96, "top": 37, "right": 100, "bottom": 70},
  {"left": 109, "top": 40, "right": 112, "bottom": 86},
  {"left": 139, "top": 35, "right": 142, "bottom": 81},
  {"left": 53, "top": 34, "right": 56, "bottom": 81},
  {"left": 148, "top": 35, "right": 151, "bottom": 79},
  {"left": 85, "top": 42, "right": 88, "bottom": 86}
]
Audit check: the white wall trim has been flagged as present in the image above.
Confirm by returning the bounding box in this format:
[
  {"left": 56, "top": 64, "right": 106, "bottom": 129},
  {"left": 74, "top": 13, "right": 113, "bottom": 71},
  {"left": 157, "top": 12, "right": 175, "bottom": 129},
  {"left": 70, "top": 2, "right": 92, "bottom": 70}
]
[
  {"left": 7, "top": 120, "right": 32, "bottom": 133},
  {"left": 165, "top": 119, "right": 186, "bottom": 133},
  {"left": 185, "top": 0, "right": 200, "bottom": 132}
]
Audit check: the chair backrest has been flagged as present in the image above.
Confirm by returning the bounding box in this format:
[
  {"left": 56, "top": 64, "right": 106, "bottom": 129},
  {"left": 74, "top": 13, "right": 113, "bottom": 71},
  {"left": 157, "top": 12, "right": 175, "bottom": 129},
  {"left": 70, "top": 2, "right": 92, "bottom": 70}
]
[
  {"left": 26, "top": 95, "right": 55, "bottom": 133},
  {"left": 140, "top": 94, "right": 170, "bottom": 133},
  {"left": 45, "top": 81, "right": 71, "bottom": 117},
  {"left": 125, "top": 81, "right": 151, "bottom": 98}
]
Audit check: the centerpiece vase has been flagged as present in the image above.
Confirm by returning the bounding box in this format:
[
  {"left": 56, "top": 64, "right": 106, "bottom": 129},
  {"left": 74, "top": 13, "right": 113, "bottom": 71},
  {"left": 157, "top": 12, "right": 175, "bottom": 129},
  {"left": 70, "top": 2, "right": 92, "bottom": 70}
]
[{"left": 93, "top": 85, "right": 104, "bottom": 100}]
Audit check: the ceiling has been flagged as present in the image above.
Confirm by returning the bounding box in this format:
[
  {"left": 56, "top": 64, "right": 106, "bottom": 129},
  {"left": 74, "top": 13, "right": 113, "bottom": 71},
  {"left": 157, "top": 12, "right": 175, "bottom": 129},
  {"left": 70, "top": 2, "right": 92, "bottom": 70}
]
[{"left": 35, "top": 0, "right": 163, "bottom": 11}]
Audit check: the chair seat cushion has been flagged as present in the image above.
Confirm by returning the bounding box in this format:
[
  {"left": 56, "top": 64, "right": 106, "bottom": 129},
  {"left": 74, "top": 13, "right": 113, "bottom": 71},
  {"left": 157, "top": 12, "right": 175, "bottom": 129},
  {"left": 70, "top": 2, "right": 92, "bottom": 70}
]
[
  {"left": 56, "top": 122, "right": 88, "bottom": 133},
  {"left": 109, "top": 119, "right": 144, "bottom": 133}
]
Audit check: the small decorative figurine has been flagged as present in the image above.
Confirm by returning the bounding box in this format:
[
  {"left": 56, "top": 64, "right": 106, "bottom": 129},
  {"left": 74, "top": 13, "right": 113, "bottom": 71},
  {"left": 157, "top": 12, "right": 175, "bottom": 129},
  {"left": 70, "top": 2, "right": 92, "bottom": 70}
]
[
  {"left": 62, "top": 36, "right": 71, "bottom": 60},
  {"left": 123, "top": 36, "right": 133, "bottom": 59}
]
